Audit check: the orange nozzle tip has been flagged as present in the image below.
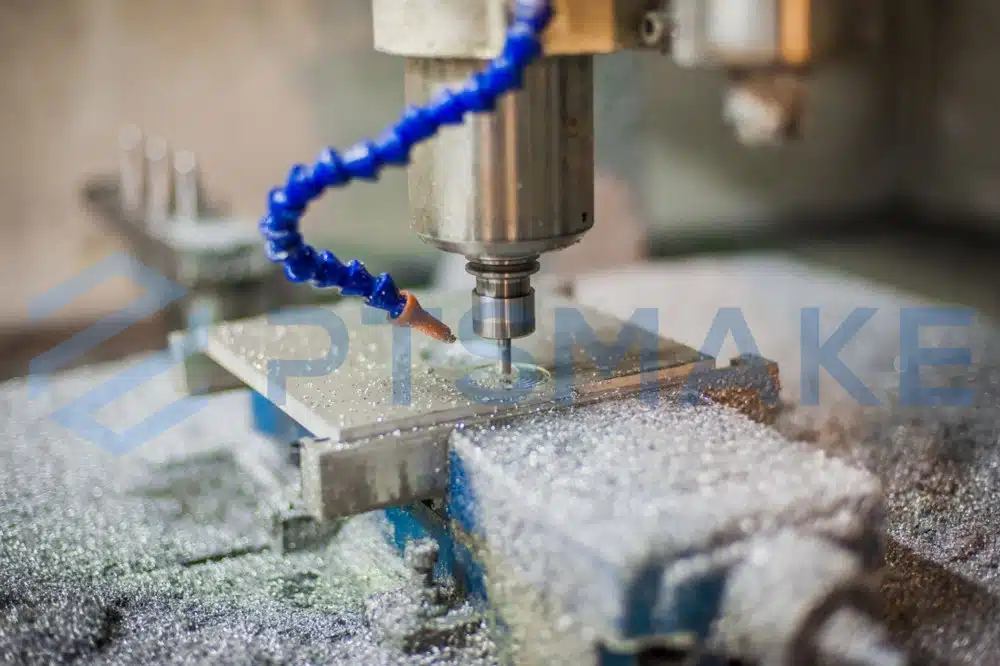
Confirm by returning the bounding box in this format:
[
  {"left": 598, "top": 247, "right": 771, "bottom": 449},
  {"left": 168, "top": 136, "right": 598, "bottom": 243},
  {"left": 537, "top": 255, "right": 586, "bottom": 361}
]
[{"left": 392, "top": 292, "right": 456, "bottom": 344}]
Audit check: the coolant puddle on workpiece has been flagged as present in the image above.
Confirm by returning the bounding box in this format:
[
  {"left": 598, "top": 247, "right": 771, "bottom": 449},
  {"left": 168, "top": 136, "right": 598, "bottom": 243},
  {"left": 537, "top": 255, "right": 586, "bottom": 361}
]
[{"left": 418, "top": 340, "right": 550, "bottom": 393}]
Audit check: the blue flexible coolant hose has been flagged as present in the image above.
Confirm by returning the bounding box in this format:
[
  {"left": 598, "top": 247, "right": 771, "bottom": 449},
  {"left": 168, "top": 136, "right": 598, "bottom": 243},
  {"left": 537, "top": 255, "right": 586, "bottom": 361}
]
[{"left": 257, "top": 1, "right": 554, "bottom": 327}]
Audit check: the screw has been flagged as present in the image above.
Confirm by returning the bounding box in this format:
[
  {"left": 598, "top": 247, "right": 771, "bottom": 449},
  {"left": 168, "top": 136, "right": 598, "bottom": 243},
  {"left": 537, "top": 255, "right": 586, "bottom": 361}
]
[{"left": 640, "top": 9, "right": 673, "bottom": 51}]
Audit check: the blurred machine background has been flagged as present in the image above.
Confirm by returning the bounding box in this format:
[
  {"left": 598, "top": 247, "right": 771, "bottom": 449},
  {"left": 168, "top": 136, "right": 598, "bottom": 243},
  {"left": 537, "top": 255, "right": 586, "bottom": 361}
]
[{"left": 2, "top": 0, "right": 998, "bottom": 376}]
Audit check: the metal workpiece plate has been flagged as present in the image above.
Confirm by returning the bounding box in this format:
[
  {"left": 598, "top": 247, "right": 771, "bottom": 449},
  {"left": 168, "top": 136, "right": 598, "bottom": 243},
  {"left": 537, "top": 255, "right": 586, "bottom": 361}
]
[
  {"left": 298, "top": 352, "right": 783, "bottom": 522},
  {"left": 203, "top": 290, "right": 713, "bottom": 444}
]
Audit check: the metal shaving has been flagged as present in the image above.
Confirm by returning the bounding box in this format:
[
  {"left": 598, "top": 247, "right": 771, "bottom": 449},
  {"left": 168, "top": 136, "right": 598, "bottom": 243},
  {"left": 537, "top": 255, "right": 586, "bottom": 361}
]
[
  {"left": 452, "top": 393, "right": 882, "bottom": 646},
  {"left": 0, "top": 362, "right": 498, "bottom": 665},
  {"left": 574, "top": 256, "right": 1000, "bottom": 663}
]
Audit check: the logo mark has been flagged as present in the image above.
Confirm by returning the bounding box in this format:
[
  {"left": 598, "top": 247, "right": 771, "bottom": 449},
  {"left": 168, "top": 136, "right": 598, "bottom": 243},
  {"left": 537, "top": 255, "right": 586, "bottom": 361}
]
[{"left": 29, "top": 253, "right": 210, "bottom": 455}]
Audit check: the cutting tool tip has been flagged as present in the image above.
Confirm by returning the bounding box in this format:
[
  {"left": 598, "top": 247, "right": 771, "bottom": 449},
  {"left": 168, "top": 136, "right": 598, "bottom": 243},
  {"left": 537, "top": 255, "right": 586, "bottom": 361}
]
[{"left": 499, "top": 339, "right": 513, "bottom": 379}]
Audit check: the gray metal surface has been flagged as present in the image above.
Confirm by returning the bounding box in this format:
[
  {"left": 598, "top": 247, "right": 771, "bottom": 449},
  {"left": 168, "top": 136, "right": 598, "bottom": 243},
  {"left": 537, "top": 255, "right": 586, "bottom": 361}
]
[
  {"left": 299, "top": 352, "right": 780, "bottom": 523},
  {"left": 301, "top": 433, "right": 449, "bottom": 521},
  {"left": 204, "top": 289, "right": 719, "bottom": 521},
  {"left": 144, "top": 136, "right": 173, "bottom": 225},
  {"left": 471, "top": 287, "right": 536, "bottom": 340},
  {"left": 406, "top": 56, "right": 595, "bottom": 260},
  {"left": 202, "top": 290, "right": 712, "bottom": 443},
  {"left": 372, "top": 0, "right": 506, "bottom": 59},
  {"left": 161, "top": 217, "right": 272, "bottom": 286},
  {"left": 172, "top": 150, "right": 201, "bottom": 221},
  {"left": 118, "top": 125, "right": 145, "bottom": 216}
]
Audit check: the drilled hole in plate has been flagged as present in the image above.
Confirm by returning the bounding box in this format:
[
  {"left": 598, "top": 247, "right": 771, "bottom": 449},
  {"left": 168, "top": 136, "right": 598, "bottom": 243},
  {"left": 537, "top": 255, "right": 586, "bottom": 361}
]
[{"left": 464, "top": 362, "right": 550, "bottom": 392}]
